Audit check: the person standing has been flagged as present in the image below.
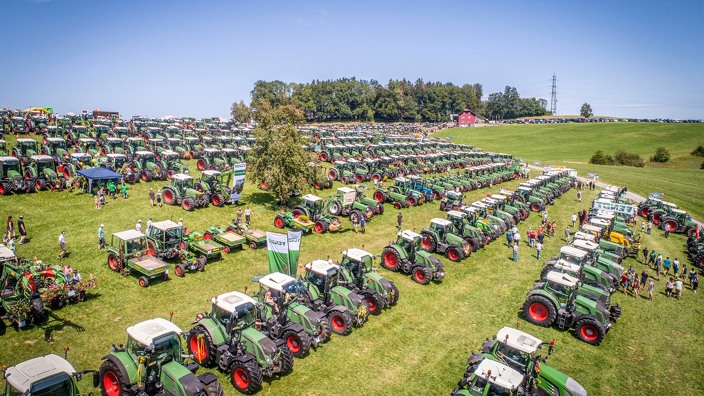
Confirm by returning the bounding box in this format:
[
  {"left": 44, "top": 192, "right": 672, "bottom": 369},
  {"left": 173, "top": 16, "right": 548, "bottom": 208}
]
[
  {"left": 95, "top": 195, "right": 100, "bottom": 209},
  {"left": 648, "top": 250, "right": 657, "bottom": 266},
  {"left": 506, "top": 228, "right": 514, "bottom": 248},
  {"left": 98, "top": 224, "right": 105, "bottom": 250},
  {"left": 57, "top": 231, "right": 66, "bottom": 260},
  {"left": 576, "top": 190, "right": 582, "bottom": 202},
  {"left": 244, "top": 207, "right": 252, "bottom": 224},
  {"left": 675, "top": 278, "right": 683, "bottom": 300},
  {"left": 641, "top": 247, "right": 649, "bottom": 264},
  {"left": 564, "top": 226, "right": 571, "bottom": 241},
  {"left": 17, "top": 215, "right": 26, "bottom": 244},
  {"left": 352, "top": 216, "right": 358, "bottom": 233},
  {"left": 672, "top": 258, "right": 680, "bottom": 278},
  {"left": 513, "top": 243, "right": 519, "bottom": 262},
  {"left": 121, "top": 182, "right": 128, "bottom": 199},
  {"left": 641, "top": 221, "right": 645, "bottom": 232},
  {"left": 156, "top": 191, "right": 162, "bottom": 207},
  {"left": 6, "top": 216, "right": 14, "bottom": 239},
  {"left": 692, "top": 273, "right": 699, "bottom": 293},
  {"left": 108, "top": 180, "right": 116, "bottom": 199},
  {"left": 513, "top": 230, "right": 522, "bottom": 246},
  {"left": 640, "top": 270, "right": 649, "bottom": 291},
  {"left": 537, "top": 228, "right": 545, "bottom": 245},
  {"left": 664, "top": 227, "right": 670, "bottom": 238},
  {"left": 236, "top": 208, "right": 243, "bottom": 224},
  {"left": 360, "top": 215, "right": 366, "bottom": 233},
  {"left": 662, "top": 256, "right": 670, "bottom": 276},
  {"left": 396, "top": 212, "right": 403, "bottom": 231},
  {"left": 135, "top": 219, "right": 142, "bottom": 233},
  {"left": 654, "top": 257, "right": 661, "bottom": 280},
  {"left": 146, "top": 218, "right": 153, "bottom": 235},
  {"left": 571, "top": 213, "right": 577, "bottom": 227},
  {"left": 647, "top": 221, "right": 652, "bottom": 235},
  {"left": 536, "top": 241, "right": 542, "bottom": 261},
  {"left": 149, "top": 188, "right": 155, "bottom": 207},
  {"left": 632, "top": 277, "right": 640, "bottom": 298},
  {"left": 688, "top": 267, "right": 697, "bottom": 285},
  {"left": 648, "top": 279, "right": 655, "bottom": 301}
]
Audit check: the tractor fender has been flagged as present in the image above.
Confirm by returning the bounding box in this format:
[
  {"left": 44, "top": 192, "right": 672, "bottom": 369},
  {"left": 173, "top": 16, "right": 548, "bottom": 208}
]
[
  {"left": 466, "top": 352, "right": 486, "bottom": 368},
  {"left": 193, "top": 317, "right": 228, "bottom": 346},
  {"left": 326, "top": 304, "right": 350, "bottom": 316},
  {"left": 480, "top": 340, "right": 496, "bottom": 354},
  {"left": 525, "top": 289, "right": 560, "bottom": 309},
  {"left": 102, "top": 352, "right": 137, "bottom": 387}
]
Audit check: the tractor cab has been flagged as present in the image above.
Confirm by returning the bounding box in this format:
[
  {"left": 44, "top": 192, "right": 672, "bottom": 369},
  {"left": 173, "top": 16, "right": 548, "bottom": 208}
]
[
  {"left": 125, "top": 318, "right": 185, "bottom": 366},
  {"left": 71, "top": 125, "right": 89, "bottom": 139},
  {"left": 94, "top": 124, "right": 110, "bottom": 140},
  {"left": 148, "top": 220, "right": 183, "bottom": 251},
  {"left": 304, "top": 260, "right": 340, "bottom": 297},
  {"left": 144, "top": 127, "right": 163, "bottom": 140},
  {"left": 75, "top": 138, "right": 98, "bottom": 155},
  {"left": 133, "top": 150, "right": 156, "bottom": 167},
  {"left": 257, "top": 272, "right": 308, "bottom": 300},
  {"left": 110, "top": 229, "right": 147, "bottom": 257},
  {"left": 28, "top": 154, "right": 57, "bottom": 175},
  {"left": 580, "top": 224, "right": 602, "bottom": 238},
  {"left": 113, "top": 126, "right": 130, "bottom": 138},
  {"left": 69, "top": 152, "right": 93, "bottom": 167},
  {"left": 126, "top": 137, "right": 147, "bottom": 153},
  {"left": 340, "top": 248, "right": 375, "bottom": 278},
  {"left": 2, "top": 354, "right": 85, "bottom": 396},
  {"left": 456, "top": 359, "right": 525, "bottom": 396},
  {"left": 211, "top": 291, "right": 258, "bottom": 329},
  {"left": 429, "top": 218, "right": 454, "bottom": 239},
  {"left": 160, "top": 149, "right": 182, "bottom": 163},
  {"left": 300, "top": 194, "right": 325, "bottom": 214},
  {"left": 543, "top": 271, "right": 579, "bottom": 304},
  {"left": 11, "top": 117, "right": 28, "bottom": 133},
  {"left": 166, "top": 137, "right": 182, "bottom": 151},
  {"left": 148, "top": 137, "right": 167, "bottom": 152},
  {"left": 0, "top": 140, "right": 6, "bottom": 155},
  {"left": 0, "top": 156, "right": 24, "bottom": 180},
  {"left": 397, "top": 230, "right": 422, "bottom": 252},
  {"left": 199, "top": 170, "right": 229, "bottom": 189},
  {"left": 556, "top": 246, "right": 590, "bottom": 267},
  {"left": 101, "top": 153, "right": 128, "bottom": 171},
  {"left": 13, "top": 138, "right": 39, "bottom": 159},
  {"left": 43, "top": 137, "right": 68, "bottom": 157}
]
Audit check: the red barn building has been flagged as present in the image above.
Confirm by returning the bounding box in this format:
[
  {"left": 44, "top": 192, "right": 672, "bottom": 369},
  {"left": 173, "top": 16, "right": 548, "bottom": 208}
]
[{"left": 457, "top": 109, "right": 477, "bottom": 127}]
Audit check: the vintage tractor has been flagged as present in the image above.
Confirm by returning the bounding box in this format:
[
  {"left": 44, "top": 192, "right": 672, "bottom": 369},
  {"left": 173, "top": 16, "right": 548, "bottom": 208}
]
[
  {"left": 146, "top": 220, "right": 205, "bottom": 276},
  {"left": 469, "top": 326, "right": 588, "bottom": 396},
  {"left": 202, "top": 225, "right": 247, "bottom": 253},
  {"left": 2, "top": 354, "right": 97, "bottom": 396},
  {"left": 12, "top": 138, "right": 39, "bottom": 165},
  {"left": 186, "top": 292, "right": 293, "bottom": 394},
  {"left": 278, "top": 194, "right": 341, "bottom": 234},
  {"left": 0, "top": 246, "right": 45, "bottom": 329},
  {"left": 326, "top": 187, "right": 375, "bottom": 222},
  {"left": 522, "top": 271, "right": 614, "bottom": 345},
  {"left": 106, "top": 229, "right": 170, "bottom": 287},
  {"left": 227, "top": 222, "right": 267, "bottom": 249},
  {"left": 337, "top": 248, "right": 400, "bottom": 315},
  {"left": 420, "top": 218, "right": 472, "bottom": 262},
  {"left": 353, "top": 184, "right": 385, "bottom": 214},
  {"left": 162, "top": 174, "right": 210, "bottom": 211},
  {"left": 195, "top": 170, "right": 232, "bottom": 207},
  {"left": 99, "top": 318, "right": 225, "bottom": 396},
  {"left": 23, "top": 154, "right": 64, "bottom": 191},
  {"left": 380, "top": 230, "right": 445, "bottom": 284},
  {"left": 0, "top": 156, "right": 36, "bottom": 194}
]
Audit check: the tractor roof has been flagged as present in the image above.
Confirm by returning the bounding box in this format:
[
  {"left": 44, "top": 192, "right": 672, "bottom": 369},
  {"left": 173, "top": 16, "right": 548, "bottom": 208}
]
[
  {"left": 112, "top": 229, "right": 145, "bottom": 240},
  {"left": 204, "top": 148, "right": 221, "bottom": 153},
  {"left": 496, "top": 327, "right": 542, "bottom": 354},
  {"left": 334, "top": 160, "right": 347, "bottom": 165},
  {"left": 430, "top": 218, "right": 452, "bottom": 227},
  {"left": 301, "top": 194, "right": 322, "bottom": 202},
  {"left": 106, "top": 153, "right": 127, "bottom": 158},
  {"left": 258, "top": 272, "right": 296, "bottom": 292},
  {"left": 305, "top": 259, "right": 338, "bottom": 276},
  {"left": 347, "top": 158, "right": 359, "bottom": 163},
  {"left": 127, "top": 317, "right": 183, "bottom": 346},
  {"left": 0, "top": 245, "right": 16, "bottom": 260},
  {"left": 4, "top": 354, "right": 77, "bottom": 393},
  {"left": 571, "top": 238, "right": 598, "bottom": 250},
  {"left": 135, "top": 150, "right": 154, "bottom": 156},
  {"left": 472, "top": 202, "right": 488, "bottom": 208},
  {"left": 589, "top": 219, "right": 610, "bottom": 227},
  {"left": 171, "top": 173, "right": 193, "bottom": 181},
  {"left": 545, "top": 271, "right": 578, "bottom": 287},
  {"left": 517, "top": 186, "right": 532, "bottom": 192},
  {"left": 16, "top": 138, "right": 36, "bottom": 143},
  {"left": 0, "top": 156, "right": 20, "bottom": 164},
  {"left": 106, "top": 137, "right": 123, "bottom": 142},
  {"left": 337, "top": 186, "right": 355, "bottom": 193},
  {"left": 151, "top": 220, "right": 180, "bottom": 231},
  {"left": 161, "top": 149, "right": 179, "bottom": 156},
  {"left": 212, "top": 291, "right": 256, "bottom": 314},
  {"left": 407, "top": 174, "right": 420, "bottom": 180},
  {"left": 593, "top": 211, "right": 615, "bottom": 219},
  {"left": 394, "top": 177, "right": 408, "bottom": 183},
  {"left": 491, "top": 194, "right": 507, "bottom": 200},
  {"left": 400, "top": 230, "right": 421, "bottom": 240},
  {"left": 30, "top": 155, "right": 53, "bottom": 161},
  {"left": 185, "top": 136, "right": 199, "bottom": 141},
  {"left": 552, "top": 260, "right": 583, "bottom": 273},
  {"left": 581, "top": 224, "right": 602, "bottom": 233},
  {"left": 672, "top": 208, "right": 687, "bottom": 214},
  {"left": 560, "top": 246, "right": 588, "bottom": 258},
  {"left": 472, "top": 359, "right": 523, "bottom": 391},
  {"left": 71, "top": 152, "right": 91, "bottom": 159},
  {"left": 341, "top": 248, "right": 373, "bottom": 262},
  {"left": 46, "top": 137, "right": 65, "bottom": 142},
  {"left": 445, "top": 191, "right": 462, "bottom": 198},
  {"left": 447, "top": 210, "right": 466, "bottom": 218},
  {"left": 202, "top": 170, "right": 221, "bottom": 176},
  {"left": 78, "top": 138, "right": 96, "bottom": 142}
]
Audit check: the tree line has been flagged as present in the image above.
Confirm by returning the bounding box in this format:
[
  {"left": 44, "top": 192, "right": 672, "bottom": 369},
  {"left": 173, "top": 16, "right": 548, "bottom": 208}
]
[{"left": 233, "top": 78, "right": 549, "bottom": 123}]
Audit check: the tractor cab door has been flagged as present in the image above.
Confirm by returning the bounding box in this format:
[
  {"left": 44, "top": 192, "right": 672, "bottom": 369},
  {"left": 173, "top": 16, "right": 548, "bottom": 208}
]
[{"left": 547, "top": 281, "right": 570, "bottom": 304}]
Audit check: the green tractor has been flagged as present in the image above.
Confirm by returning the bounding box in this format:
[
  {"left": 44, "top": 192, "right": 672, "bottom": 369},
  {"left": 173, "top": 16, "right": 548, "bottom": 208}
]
[
  {"left": 0, "top": 246, "right": 45, "bottom": 329},
  {"left": 194, "top": 170, "right": 231, "bottom": 207},
  {"left": 522, "top": 271, "right": 614, "bottom": 345},
  {"left": 196, "top": 148, "right": 227, "bottom": 171},
  {"left": 41, "top": 136, "right": 70, "bottom": 161},
  {"left": 101, "top": 137, "right": 128, "bottom": 155},
  {"left": 74, "top": 138, "right": 100, "bottom": 156},
  {"left": 106, "top": 229, "right": 170, "bottom": 287},
  {"left": 186, "top": 292, "right": 293, "bottom": 394},
  {"left": 388, "top": 177, "right": 426, "bottom": 206},
  {"left": 131, "top": 150, "right": 165, "bottom": 181},
  {"left": 469, "top": 326, "right": 588, "bottom": 396},
  {"left": 202, "top": 225, "right": 247, "bottom": 253},
  {"left": 372, "top": 183, "right": 412, "bottom": 210},
  {"left": 451, "top": 358, "right": 534, "bottom": 396},
  {"left": 337, "top": 248, "right": 400, "bottom": 315},
  {"left": 446, "top": 210, "right": 487, "bottom": 252},
  {"left": 146, "top": 220, "right": 206, "bottom": 277},
  {"left": 276, "top": 194, "right": 341, "bottom": 234},
  {"left": 326, "top": 187, "right": 375, "bottom": 222},
  {"left": 99, "top": 317, "right": 225, "bottom": 396},
  {"left": 160, "top": 149, "right": 190, "bottom": 179},
  {"left": 3, "top": 354, "right": 98, "bottom": 396},
  {"left": 545, "top": 246, "right": 619, "bottom": 292},
  {"left": 0, "top": 156, "right": 36, "bottom": 194},
  {"left": 659, "top": 208, "right": 698, "bottom": 237},
  {"left": 380, "top": 230, "right": 445, "bottom": 285},
  {"left": 12, "top": 138, "right": 40, "bottom": 165},
  {"left": 439, "top": 190, "right": 464, "bottom": 211},
  {"left": 353, "top": 184, "right": 385, "bottom": 215},
  {"left": 420, "top": 218, "right": 472, "bottom": 262},
  {"left": 23, "top": 154, "right": 64, "bottom": 191},
  {"left": 59, "top": 152, "right": 94, "bottom": 179},
  {"left": 162, "top": 174, "right": 210, "bottom": 211}
]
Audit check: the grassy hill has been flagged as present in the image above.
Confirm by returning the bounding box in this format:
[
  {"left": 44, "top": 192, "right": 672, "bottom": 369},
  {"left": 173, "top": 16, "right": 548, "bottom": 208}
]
[{"left": 436, "top": 123, "right": 704, "bottom": 220}]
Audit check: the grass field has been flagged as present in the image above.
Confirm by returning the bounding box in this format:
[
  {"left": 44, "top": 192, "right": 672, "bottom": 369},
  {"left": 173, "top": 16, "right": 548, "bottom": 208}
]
[
  {"left": 1, "top": 129, "right": 703, "bottom": 396},
  {"left": 436, "top": 122, "right": 704, "bottom": 220}
]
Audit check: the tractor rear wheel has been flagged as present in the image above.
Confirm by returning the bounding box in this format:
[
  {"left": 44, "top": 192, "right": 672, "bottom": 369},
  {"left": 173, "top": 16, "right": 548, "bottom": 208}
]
[
  {"left": 107, "top": 253, "right": 121, "bottom": 271},
  {"left": 274, "top": 215, "right": 285, "bottom": 229},
  {"left": 291, "top": 208, "right": 306, "bottom": 218},
  {"left": 530, "top": 202, "right": 541, "bottom": 212},
  {"left": 175, "top": 264, "right": 186, "bottom": 277},
  {"left": 328, "top": 201, "right": 342, "bottom": 215},
  {"left": 167, "top": 170, "right": 176, "bottom": 179},
  {"left": 376, "top": 203, "right": 384, "bottom": 215},
  {"left": 99, "top": 360, "right": 129, "bottom": 396},
  {"left": 420, "top": 232, "right": 437, "bottom": 252},
  {"left": 197, "top": 159, "right": 206, "bottom": 171},
  {"left": 381, "top": 247, "right": 401, "bottom": 271},
  {"left": 574, "top": 318, "right": 606, "bottom": 345},
  {"left": 407, "top": 196, "right": 417, "bottom": 206},
  {"left": 349, "top": 210, "right": 362, "bottom": 223},
  {"left": 211, "top": 193, "right": 225, "bottom": 207},
  {"left": 203, "top": 232, "right": 213, "bottom": 240},
  {"left": 0, "top": 181, "right": 11, "bottom": 195},
  {"left": 412, "top": 266, "right": 433, "bottom": 285},
  {"left": 341, "top": 176, "right": 350, "bottom": 184},
  {"left": 440, "top": 201, "right": 448, "bottom": 211},
  {"left": 328, "top": 310, "right": 353, "bottom": 335},
  {"left": 229, "top": 360, "right": 263, "bottom": 395},
  {"left": 662, "top": 219, "right": 678, "bottom": 232},
  {"left": 182, "top": 197, "right": 195, "bottom": 211},
  {"left": 539, "top": 265, "right": 553, "bottom": 280},
  {"left": 446, "top": 247, "right": 462, "bottom": 262},
  {"left": 522, "top": 295, "right": 556, "bottom": 327},
  {"left": 363, "top": 292, "right": 384, "bottom": 316},
  {"left": 188, "top": 325, "right": 218, "bottom": 366},
  {"left": 162, "top": 188, "right": 175, "bottom": 205},
  {"left": 328, "top": 168, "right": 338, "bottom": 180},
  {"left": 282, "top": 329, "right": 310, "bottom": 358},
  {"left": 373, "top": 190, "right": 386, "bottom": 203}
]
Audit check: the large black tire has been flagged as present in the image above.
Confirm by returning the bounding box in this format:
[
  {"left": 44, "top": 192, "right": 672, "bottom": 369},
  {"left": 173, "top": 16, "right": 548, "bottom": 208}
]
[
  {"left": 30, "top": 297, "right": 45, "bottom": 324},
  {"left": 282, "top": 329, "right": 310, "bottom": 358},
  {"left": 380, "top": 247, "right": 401, "bottom": 272},
  {"left": 420, "top": 232, "right": 437, "bottom": 253},
  {"left": 279, "top": 346, "right": 294, "bottom": 374},
  {"left": 318, "top": 317, "right": 332, "bottom": 343},
  {"left": 211, "top": 193, "right": 225, "bottom": 207},
  {"left": 187, "top": 326, "right": 218, "bottom": 366},
  {"left": 35, "top": 178, "right": 47, "bottom": 191},
  {"left": 539, "top": 265, "right": 553, "bottom": 280},
  {"left": 182, "top": 197, "right": 196, "bottom": 211},
  {"left": 328, "top": 309, "right": 354, "bottom": 335},
  {"left": 446, "top": 247, "right": 463, "bottom": 262},
  {"left": 412, "top": 266, "right": 433, "bottom": 285},
  {"left": 522, "top": 295, "right": 557, "bottom": 327},
  {"left": 328, "top": 200, "right": 342, "bottom": 215},
  {"left": 229, "top": 359, "right": 263, "bottom": 395},
  {"left": 574, "top": 317, "right": 606, "bottom": 346},
  {"left": 99, "top": 359, "right": 131, "bottom": 396},
  {"left": 362, "top": 292, "right": 384, "bottom": 316},
  {"left": 200, "top": 373, "right": 225, "bottom": 396}
]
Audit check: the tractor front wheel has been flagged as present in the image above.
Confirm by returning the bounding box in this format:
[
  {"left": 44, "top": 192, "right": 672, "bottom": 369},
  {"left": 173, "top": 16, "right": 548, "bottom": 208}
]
[
  {"left": 175, "top": 264, "right": 186, "bottom": 277},
  {"left": 328, "top": 310, "right": 354, "bottom": 335},
  {"left": 182, "top": 197, "right": 196, "bottom": 211},
  {"left": 574, "top": 318, "right": 606, "bottom": 345},
  {"left": 522, "top": 295, "right": 556, "bottom": 327},
  {"left": 274, "top": 215, "right": 285, "bottom": 229},
  {"left": 420, "top": 233, "right": 437, "bottom": 252},
  {"left": 282, "top": 329, "right": 311, "bottom": 358},
  {"left": 99, "top": 360, "right": 129, "bottom": 396},
  {"left": 412, "top": 266, "right": 433, "bottom": 285},
  {"left": 229, "top": 360, "right": 263, "bottom": 395},
  {"left": 138, "top": 276, "right": 149, "bottom": 287},
  {"left": 318, "top": 318, "right": 332, "bottom": 343},
  {"left": 188, "top": 325, "right": 218, "bottom": 366},
  {"left": 211, "top": 193, "right": 225, "bottom": 207},
  {"left": 446, "top": 248, "right": 461, "bottom": 262},
  {"left": 363, "top": 292, "right": 384, "bottom": 316},
  {"left": 381, "top": 247, "right": 401, "bottom": 271}
]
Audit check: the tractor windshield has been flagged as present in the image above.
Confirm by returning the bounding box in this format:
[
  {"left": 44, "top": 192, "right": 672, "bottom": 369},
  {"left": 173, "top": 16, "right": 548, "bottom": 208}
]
[
  {"left": 36, "top": 159, "right": 54, "bottom": 173},
  {"left": 467, "top": 376, "right": 511, "bottom": 396},
  {"left": 4, "top": 161, "right": 22, "bottom": 174},
  {"left": 495, "top": 343, "right": 530, "bottom": 371},
  {"left": 27, "top": 373, "right": 75, "bottom": 396},
  {"left": 126, "top": 237, "right": 145, "bottom": 254}
]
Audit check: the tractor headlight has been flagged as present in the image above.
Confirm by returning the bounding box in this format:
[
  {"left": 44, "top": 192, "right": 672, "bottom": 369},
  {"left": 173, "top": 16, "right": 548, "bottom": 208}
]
[{"left": 565, "top": 377, "right": 588, "bottom": 396}]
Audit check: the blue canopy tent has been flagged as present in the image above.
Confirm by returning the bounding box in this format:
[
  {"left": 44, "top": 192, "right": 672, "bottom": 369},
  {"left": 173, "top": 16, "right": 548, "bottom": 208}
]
[{"left": 77, "top": 167, "right": 122, "bottom": 194}]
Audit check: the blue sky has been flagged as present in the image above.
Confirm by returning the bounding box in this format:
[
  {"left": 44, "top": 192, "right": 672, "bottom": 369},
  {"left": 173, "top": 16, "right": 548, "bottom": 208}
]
[{"left": 2, "top": 0, "right": 702, "bottom": 119}]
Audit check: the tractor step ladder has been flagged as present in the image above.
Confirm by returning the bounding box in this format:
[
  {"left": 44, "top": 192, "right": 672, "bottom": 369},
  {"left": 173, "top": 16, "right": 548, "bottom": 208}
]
[{"left": 557, "top": 308, "right": 568, "bottom": 329}]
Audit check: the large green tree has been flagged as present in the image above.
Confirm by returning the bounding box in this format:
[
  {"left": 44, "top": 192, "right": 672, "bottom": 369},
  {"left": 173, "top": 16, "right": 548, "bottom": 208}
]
[
  {"left": 248, "top": 101, "right": 314, "bottom": 205},
  {"left": 580, "top": 103, "right": 593, "bottom": 118},
  {"left": 230, "top": 100, "right": 252, "bottom": 123}
]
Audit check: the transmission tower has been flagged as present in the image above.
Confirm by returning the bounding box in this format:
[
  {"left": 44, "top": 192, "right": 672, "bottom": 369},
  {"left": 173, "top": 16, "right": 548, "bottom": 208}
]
[{"left": 550, "top": 73, "right": 557, "bottom": 115}]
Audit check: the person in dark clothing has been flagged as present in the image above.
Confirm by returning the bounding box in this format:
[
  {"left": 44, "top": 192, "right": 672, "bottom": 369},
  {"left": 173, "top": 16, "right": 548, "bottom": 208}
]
[
  {"left": 396, "top": 212, "right": 403, "bottom": 230},
  {"left": 17, "top": 215, "right": 26, "bottom": 244}
]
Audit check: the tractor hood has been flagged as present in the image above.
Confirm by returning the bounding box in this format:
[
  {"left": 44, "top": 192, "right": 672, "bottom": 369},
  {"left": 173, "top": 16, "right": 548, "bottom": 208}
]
[
  {"left": 242, "top": 327, "right": 278, "bottom": 358},
  {"left": 161, "top": 361, "right": 206, "bottom": 396},
  {"left": 538, "top": 363, "right": 588, "bottom": 395}
]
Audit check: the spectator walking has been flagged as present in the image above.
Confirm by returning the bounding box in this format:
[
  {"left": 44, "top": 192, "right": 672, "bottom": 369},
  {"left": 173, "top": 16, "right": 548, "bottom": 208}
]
[
  {"left": 537, "top": 228, "right": 545, "bottom": 245},
  {"left": 576, "top": 190, "right": 582, "bottom": 202},
  {"left": 95, "top": 195, "right": 100, "bottom": 209},
  {"left": 396, "top": 212, "right": 403, "bottom": 231},
  {"left": 513, "top": 230, "right": 521, "bottom": 246},
  {"left": 149, "top": 188, "right": 155, "bottom": 207},
  {"left": 648, "top": 250, "right": 657, "bottom": 266},
  {"left": 550, "top": 221, "right": 557, "bottom": 237},
  {"left": 662, "top": 256, "right": 670, "bottom": 275},
  {"left": 527, "top": 228, "right": 535, "bottom": 247},
  {"left": 235, "top": 208, "right": 243, "bottom": 224},
  {"left": 146, "top": 218, "right": 153, "bottom": 235},
  {"left": 506, "top": 229, "right": 513, "bottom": 248},
  {"left": 57, "top": 231, "right": 67, "bottom": 260},
  {"left": 17, "top": 215, "right": 26, "bottom": 244},
  {"left": 98, "top": 224, "right": 105, "bottom": 249},
  {"left": 632, "top": 278, "right": 640, "bottom": 298},
  {"left": 680, "top": 264, "right": 687, "bottom": 281},
  {"left": 675, "top": 278, "right": 683, "bottom": 300},
  {"left": 672, "top": 258, "right": 680, "bottom": 278},
  {"left": 571, "top": 213, "right": 577, "bottom": 227},
  {"left": 156, "top": 191, "right": 162, "bottom": 207},
  {"left": 688, "top": 268, "right": 697, "bottom": 285},
  {"left": 648, "top": 279, "right": 655, "bottom": 301},
  {"left": 513, "top": 243, "right": 519, "bottom": 262},
  {"left": 7, "top": 216, "right": 15, "bottom": 239},
  {"left": 536, "top": 242, "right": 542, "bottom": 260},
  {"left": 640, "top": 270, "right": 648, "bottom": 291},
  {"left": 360, "top": 215, "right": 366, "bottom": 233},
  {"left": 692, "top": 273, "right": 699, "bottom": 293},
  {"left": 136, "top": 219, "right": 142, "bottom": 233},
  {"left": 654, "top": 258, "right": 661, "bottom": 280},
  {"left": 564, "top": 226, "right": 571, "bottom": 241},
  {"left": 121, "top": 182, "right": 128, "bottom": 199},
  {"left": 647, "top": 221, "right": 652, "bottom": 235},
  {"left": 665, "top": 279, "right": 674, "bottom": 297},
  {"left": 245, "top": 207, "right": 252, "bottom": 224}
]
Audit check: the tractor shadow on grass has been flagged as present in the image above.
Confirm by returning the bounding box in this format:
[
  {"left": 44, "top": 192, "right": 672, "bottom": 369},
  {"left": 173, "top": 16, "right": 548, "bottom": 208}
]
[{"left": 41, "top": 311, "right": 86, "bottom": 342}]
